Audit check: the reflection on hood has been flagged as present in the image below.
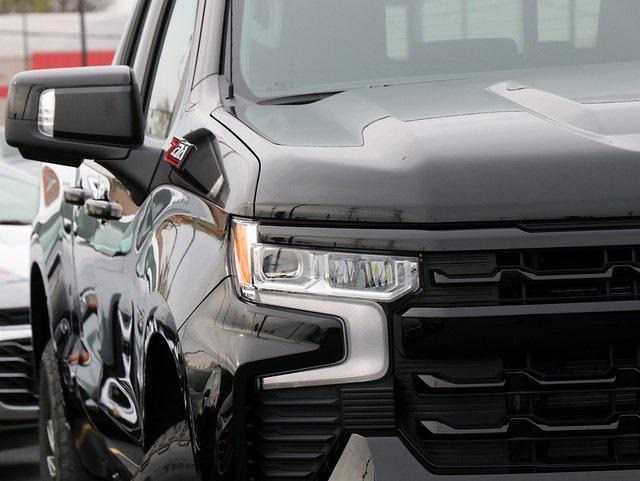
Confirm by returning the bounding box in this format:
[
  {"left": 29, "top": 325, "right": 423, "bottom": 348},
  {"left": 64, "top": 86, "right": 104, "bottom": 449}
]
[{"left": 240, "top": 62, "right": 640, "bottom": 147}]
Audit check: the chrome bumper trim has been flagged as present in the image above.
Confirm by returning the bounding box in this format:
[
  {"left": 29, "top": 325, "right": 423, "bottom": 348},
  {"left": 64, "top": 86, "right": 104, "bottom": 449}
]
[{"left": 258, "top": 294, "right": 388, "bottom": 390}]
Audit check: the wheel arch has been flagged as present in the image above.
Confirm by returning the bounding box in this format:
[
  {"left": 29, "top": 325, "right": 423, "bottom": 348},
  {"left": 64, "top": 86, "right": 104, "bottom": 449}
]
[
  {"left": 30, "top": 262, "right": 51, "bottom": 377},
  {"left": 142, "top": 326, "right": 193, "bottom": 452}
]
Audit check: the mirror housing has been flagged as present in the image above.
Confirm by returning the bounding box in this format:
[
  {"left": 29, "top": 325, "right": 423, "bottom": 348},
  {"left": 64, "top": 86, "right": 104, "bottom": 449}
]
[{"left": 5, "top": 66, "right": 144, "bottom": 167}]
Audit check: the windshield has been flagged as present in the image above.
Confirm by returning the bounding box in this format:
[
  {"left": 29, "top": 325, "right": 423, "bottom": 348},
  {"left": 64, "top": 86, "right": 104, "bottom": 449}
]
[
  {"left": 234, "top": 0, "right": 640, "bottom": 101},
  {"left": 0, "top": 171, "right": 38, "bottom": 225}
]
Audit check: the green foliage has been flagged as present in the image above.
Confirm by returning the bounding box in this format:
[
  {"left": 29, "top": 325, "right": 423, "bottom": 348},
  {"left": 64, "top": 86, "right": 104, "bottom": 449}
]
[
  {"left": 0, "top": 0, "right": 47, "bottom": 13},
  {"left": 0, "top": 0, "right": 111, "bottom": 14}
]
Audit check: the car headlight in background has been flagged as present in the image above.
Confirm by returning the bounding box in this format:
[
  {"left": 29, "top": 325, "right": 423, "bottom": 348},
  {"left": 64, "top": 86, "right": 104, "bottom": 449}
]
[{"left": 232, "top": 219, "right": 420, "bottom": 301}]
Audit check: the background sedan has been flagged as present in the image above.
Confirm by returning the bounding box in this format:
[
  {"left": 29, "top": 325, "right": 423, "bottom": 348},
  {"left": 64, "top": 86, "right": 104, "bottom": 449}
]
[{"left": 0, "top": 138, "right": 41, "bottom": 481}]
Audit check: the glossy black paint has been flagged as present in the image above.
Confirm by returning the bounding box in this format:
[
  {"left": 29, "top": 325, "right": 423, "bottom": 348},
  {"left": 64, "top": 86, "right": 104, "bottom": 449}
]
[
  {"left": 256, "top": 223, "right": 640, "bottom": 252},
  {"left": 248, "top": 105, "right": 640, "bottom": 224},
  {"left": 325, "top": 435, "right": 640, "bottom": 481},
  {"left": 18, "top": 1, "right": 640, "bottom": 480},
  {"left": 180, "top": 279, "right": 345, "bottom": 479}
]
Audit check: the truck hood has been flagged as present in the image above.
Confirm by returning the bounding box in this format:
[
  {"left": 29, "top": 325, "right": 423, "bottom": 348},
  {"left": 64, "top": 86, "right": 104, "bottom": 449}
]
[{"left": 242, "top": 62, "right": 640, "bottom": 224}]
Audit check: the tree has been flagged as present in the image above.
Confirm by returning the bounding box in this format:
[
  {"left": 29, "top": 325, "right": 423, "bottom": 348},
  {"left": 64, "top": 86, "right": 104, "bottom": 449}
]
[{"left": 0, "top": 0, "right": 111, "bottom": 13}]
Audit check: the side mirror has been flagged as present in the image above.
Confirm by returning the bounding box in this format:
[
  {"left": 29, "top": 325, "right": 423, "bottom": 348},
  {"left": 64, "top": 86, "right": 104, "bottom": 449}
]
[{"left": 5, "top": 66, "right": 144, "bottom": 167}]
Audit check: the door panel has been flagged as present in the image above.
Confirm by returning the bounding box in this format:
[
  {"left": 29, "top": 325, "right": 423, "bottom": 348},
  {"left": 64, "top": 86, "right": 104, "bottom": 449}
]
[
  {"left": 135, "top": 186, "right": 228, "bottom": 327},
  {"left": 70, "top": 161, "right": 150, "bottom": 472}
]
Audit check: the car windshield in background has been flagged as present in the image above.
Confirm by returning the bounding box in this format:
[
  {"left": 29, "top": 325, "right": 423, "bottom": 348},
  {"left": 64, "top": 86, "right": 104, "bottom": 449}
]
[
  {"left": 235, "top": 0, "right": 640, "bottom": 101},
  {"left": 0, "top": 170, "right": 38, "bottom": 225}
]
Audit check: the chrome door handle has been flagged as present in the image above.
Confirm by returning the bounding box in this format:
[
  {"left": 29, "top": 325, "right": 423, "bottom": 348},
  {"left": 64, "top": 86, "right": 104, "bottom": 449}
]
[
  {"left": 85, "top": 200, "right": 123, "bottom": 221},
  {"left": 63, "top": 187, "right": 89, "bottom": 206}
]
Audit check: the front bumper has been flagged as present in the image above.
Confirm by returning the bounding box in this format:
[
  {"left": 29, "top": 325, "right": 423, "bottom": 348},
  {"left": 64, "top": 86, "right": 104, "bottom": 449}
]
[
  {"left": 330, "top": 435, "right": 640, "bottom": 481},
  {"left": 0, "top": 326, "right": 38, "bottom": 422}
]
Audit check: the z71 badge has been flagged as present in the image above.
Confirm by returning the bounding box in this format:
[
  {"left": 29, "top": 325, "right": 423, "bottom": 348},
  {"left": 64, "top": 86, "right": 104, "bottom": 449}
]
[{"left": 165, "top": 137, "right": 196, "bottom": 168}]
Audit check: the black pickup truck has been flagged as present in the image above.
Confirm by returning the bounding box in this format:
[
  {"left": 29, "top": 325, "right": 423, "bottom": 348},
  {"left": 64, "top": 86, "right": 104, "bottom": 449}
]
[{"left": 6, "top": 0, "right": 640, "bottom": 480}]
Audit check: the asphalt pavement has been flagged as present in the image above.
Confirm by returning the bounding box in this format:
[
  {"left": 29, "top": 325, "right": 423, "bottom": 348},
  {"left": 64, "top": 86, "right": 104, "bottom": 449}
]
[{"left": 0, "top": 429, "right": 40, "bottom": 481}]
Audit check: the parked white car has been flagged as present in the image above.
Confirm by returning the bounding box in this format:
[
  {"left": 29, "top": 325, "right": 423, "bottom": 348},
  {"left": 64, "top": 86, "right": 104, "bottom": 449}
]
[
  {"left": 0, "top": 129, "right": 41, "bottom": 178},
  {"left": 0, "top": 156, "right": 40, "bottom": 427}
]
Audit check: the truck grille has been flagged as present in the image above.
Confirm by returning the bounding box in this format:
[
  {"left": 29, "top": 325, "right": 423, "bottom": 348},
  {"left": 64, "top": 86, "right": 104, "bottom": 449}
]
[
  {"left": 397, "top": 245, "right": 640, "bottom": 474},
  {"left": 420, "top": 246, "right": 640, "bottom": 306},
  {"left": 0, "top": 338, "right": 37, "bottom": 407}
]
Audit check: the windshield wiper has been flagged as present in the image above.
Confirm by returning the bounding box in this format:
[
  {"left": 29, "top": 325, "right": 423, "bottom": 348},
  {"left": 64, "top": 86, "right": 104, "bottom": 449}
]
[{"left": 257, "top": 90, "right": 343, "bottom": 106}]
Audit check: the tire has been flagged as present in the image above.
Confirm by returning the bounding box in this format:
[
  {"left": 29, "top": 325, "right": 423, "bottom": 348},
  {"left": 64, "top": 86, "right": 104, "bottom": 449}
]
[
  {"left": 132, "top": 422, "right": 197, "bottom": 481},
  {"left": 39, "top": 340, "right": 89, "bottom": 481}
]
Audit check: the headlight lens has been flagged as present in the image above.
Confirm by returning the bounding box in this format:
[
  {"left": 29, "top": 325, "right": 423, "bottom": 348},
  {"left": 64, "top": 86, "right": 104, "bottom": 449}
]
[{"left": 232, "top": 219, "right": 419, "bottom": 301}]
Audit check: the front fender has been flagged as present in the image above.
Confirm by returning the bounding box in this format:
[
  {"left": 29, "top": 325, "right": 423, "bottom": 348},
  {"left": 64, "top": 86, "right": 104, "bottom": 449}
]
[
  {"left": 179, "top": 278, "right": 346, "bottom": 480},
  {"left": 135, "top": 186, "right": 229, "bottom": 329},
  {"left": 140, "top": 300, "right": 196, "bottom": 453}
]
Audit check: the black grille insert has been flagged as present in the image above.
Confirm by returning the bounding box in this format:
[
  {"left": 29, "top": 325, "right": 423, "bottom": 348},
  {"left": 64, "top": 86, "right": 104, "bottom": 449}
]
[
  {"left": 396, "top": 310, "right": 640, "bottom": 474},
  {"left": 420, "top": 247, "right": 640, "bottom": 306}
]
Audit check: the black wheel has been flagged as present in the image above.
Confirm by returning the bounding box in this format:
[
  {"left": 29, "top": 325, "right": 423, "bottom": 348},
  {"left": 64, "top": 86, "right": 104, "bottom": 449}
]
[
  {"left": 39, "top": 340, "right": 88, "bottom": 481},
  {"left": 132, "top": 421, "right": 197, "bottom": 481}
]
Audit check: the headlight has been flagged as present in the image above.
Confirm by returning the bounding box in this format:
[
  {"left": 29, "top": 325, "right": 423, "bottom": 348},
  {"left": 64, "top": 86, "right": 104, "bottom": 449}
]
[{"left": 232, "top": 219, "right": 420, "bottom": 301}]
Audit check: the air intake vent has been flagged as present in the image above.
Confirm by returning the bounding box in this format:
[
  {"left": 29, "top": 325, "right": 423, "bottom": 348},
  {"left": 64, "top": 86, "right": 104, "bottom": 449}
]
[
  {"left": 246, "top": 388, "right": 342, "bottom": 481},
  {"left": 245, "top": 384, "right": 395, "bottom": 480},
  {"left": 342, "top": 386, "right": 395, "bottom": 432}
]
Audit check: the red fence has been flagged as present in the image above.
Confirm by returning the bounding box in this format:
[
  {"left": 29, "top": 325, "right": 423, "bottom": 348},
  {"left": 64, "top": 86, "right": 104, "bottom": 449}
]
[
  {"left": 1, "top": 50, "right": 115, "bottom": 99},
  {"left": 31, "top": 50, "right": 115, "bottom": 70}
]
